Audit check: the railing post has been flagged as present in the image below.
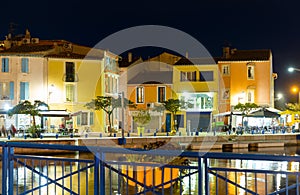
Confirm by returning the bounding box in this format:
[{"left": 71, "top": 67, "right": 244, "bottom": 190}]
[
  {"left": 100, "top": 152, "right": 106, "bottom": 195},
  {"left": 198, "top": 156, "right": 202, "bottom": 195},
  {"left": 94, "top": 152, "right": 100, "bottom": 195},
  {"left": 8, "top": 146, "right": 14, "bottom": 195},
  {"left": 204, "top": 157, "right": 209, "bottom": 195},
  {"left": 2, "top": 143, "right": 8, "bottom": 195}
]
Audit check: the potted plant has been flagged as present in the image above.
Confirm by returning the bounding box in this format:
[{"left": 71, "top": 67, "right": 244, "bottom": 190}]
[
  {"left": 121, "top": 141, "right": 190, "bottom": 190},
  {"left": 132, "top": 109, "right": 151, "bottom": 135}
]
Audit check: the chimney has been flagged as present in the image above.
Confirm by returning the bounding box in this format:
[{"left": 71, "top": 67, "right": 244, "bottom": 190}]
[
  {"left": 185, "top": 51, "right": 189, "bottom": 58},
  {"left": 128, "top": 52, "right": 132, "bottom": 63},
  {"left": 223, "top": 47, "right": 230, "bottom": 59}
]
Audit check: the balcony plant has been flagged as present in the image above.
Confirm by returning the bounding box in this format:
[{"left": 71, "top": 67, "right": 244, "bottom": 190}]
[
  {"left": 132, "top": 109, "right": 151, "bottom": 135},
  {"left": 121, "top": 141, "right": 190, "bottom": 191}
]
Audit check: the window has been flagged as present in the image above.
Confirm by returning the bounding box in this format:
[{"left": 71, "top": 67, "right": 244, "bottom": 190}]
[
  {"left": 0, "top": 82, "right": 14, "bottom": 100},
  {"left": 247, "top": 66, "right": 254, "bottom": 79},
  {"left": 222, "top": 65, "right": 230, "bottom": 75},
  {"left": 136, "top": 86, "right": 144, "bottom": 103},
  {"left": 200, "top": 71, "right": 214, "bottom": 81},
  {"left": 180, "top": 71, "right": 196, "bottom": 81},
  {"left": 21, "top": 58, "right": 29, "bottom": 73},
  {"left": 81, "top": 112, "right": 88, "bottom": 125},
  {"left": 20, "top": 82, "right": 29, "bottom": 100},
  {"left": 89, "top": 112, "right": 94, "bottom": 125},
  {"left": 2, "top": 58, "right": 9, "bottom": 72},
  {"left": 65, "top": 62, "right": 75, "bottom": 82},
  {"left": 65, "top": 84, "right": 75, "bottom": 102},
  {"left": 247, "top": 89, "right": 255, "bottom": 103},
  {"left": 157, "top": 86, "right": 166, "bottom": 103}
]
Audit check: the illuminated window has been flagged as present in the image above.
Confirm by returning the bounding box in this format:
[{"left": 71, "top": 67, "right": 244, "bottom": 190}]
[
  {"left": 157, "top": 86, "right": 166, "bottom": 102},
  {"left": 0, "top": 82, "right": 14, "bottom": 100},
  {"left": 65, "top": 84, "right": 75, "bottom": 102},
  {"left": 180, "top": 71, "right": 196, "bottom": 81},
  {"left": 2, "top": 58, "right": 9, "bottom": 72},
  {"left": 21, "top": 58, "right": 29, "bottom": 73},
  {"left": 136, "top": 87, "right": 144, "bottom": 103},
  {"left": 222, "top": 65, "right": 230, "bottom": 75}
]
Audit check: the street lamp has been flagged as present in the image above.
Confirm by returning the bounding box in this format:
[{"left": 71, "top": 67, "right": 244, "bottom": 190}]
[
  {"left": 288, "top": 67, "right": 300, "bottom": 72},
  {"left": 291, "top": 86, "right": 300, "bottom": 103}
]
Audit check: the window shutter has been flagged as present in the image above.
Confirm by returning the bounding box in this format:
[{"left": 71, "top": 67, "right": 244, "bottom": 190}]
[{"left": 9, "top": 81, "right": 14, "bottom": 100}]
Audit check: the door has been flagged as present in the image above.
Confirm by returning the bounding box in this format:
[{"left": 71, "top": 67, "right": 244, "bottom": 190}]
[{"left": 165, "top": 113, "right": 171, "bottom": 132}]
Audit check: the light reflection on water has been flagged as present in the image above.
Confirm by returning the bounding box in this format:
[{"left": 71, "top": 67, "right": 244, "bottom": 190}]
[{"left": 9, "top": 146, "right": 300, "bottom": 194}]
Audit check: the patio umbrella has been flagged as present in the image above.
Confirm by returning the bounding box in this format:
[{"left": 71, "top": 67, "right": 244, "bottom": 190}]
[{"left": 248, "top": 108, "right": 280, "bottom": 118}]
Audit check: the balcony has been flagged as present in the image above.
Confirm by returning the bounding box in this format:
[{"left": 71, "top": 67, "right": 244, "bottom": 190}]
[{"left": 62, "top": 73, "right": 79, "bottom": 82}]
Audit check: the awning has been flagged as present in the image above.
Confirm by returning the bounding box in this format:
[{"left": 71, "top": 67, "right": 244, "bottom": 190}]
[
  {"left": 39, "top": 110, "right": 70, "bottom": 117},
  {"left": 214, "top": 111, "right": 242, "bottom": 117}
]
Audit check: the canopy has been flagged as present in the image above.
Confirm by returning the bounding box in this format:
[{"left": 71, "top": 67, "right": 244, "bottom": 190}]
[
  {"left": 214, "top": 111, "right": 242, "bottom": 117},
  {"left": 39, "top": 110, "right": 70, "bottom": 117},
  {"left": 248, "top": 108, "right": 280, "bottom": 118}
]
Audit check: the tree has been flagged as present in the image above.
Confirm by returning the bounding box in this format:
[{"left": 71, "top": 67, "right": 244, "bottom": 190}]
[
  {"left": 233, "top": 102, "right": 259, "bottom": 128},
  {"left": 85, "top": 96, "right": 135, "bottom": 136},
  {"left": 8, "top": 100, "right": 49, "bottom": 135},
  {"left": 161, "top": 99, "right": 191, "bottom": 134},
  {"left": 286, "top": 103, "right": 300, "bottom": 112}
]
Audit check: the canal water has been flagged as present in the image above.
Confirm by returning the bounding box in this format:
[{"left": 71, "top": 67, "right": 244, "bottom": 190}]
[{"left": 6, "top": 146, "right": 300, "bottom": 195}]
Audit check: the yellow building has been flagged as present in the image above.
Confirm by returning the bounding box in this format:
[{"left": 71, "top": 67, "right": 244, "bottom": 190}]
[
  {"left": 172, "top": 58, "right": 220, "bottom": 133},
  {"left": 45, "top": 42, "right": 119, "bottom": 133}
]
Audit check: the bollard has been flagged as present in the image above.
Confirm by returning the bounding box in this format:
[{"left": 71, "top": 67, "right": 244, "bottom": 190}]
[
  {"left": 40, "top": 134, "right": 43, "bottom": 139},
  {"left": 85, "top": 133, "right": 88, "bottom": 138},
  {"left": 272, "top": 130, "right": 275, "bottom": 134},
  {"left": 114, "top": 133, "right": 116, "bottom": 137},
  {"left": 196, "top": 132, "right": 199, "bottom": 136},
  {"left": 140, "top": 133, "right": 142, "bottom": 137},
  {"left": 147, "top": 129, "right": 150, "bottom": 133},
  {"left": 154, "top": 132, "right": 156, "bottom": 136},
  {"left": 251, "top": 130, "right": 254, "bottom": 135},
  {"left": 262, "top": 130, "right": 264, "bottom": 134},
  {"left": 8, "top": 135, "right": 10, "bottom": 140},
  {"left": 100, "top": 133, "right": 102, "bottom": 137},
  {"left": 166, "top": 132, "right": 169, "bottom": 136},
  {"left": 70, "top": 133, "right": 74, "bottom": 138},
  {"left": 24, "top": 135, "right": 27, "bottom": 139},
  {"left": 179, "top": 132, "right": 182, "bottom": 136},
  {"left": 127, "top": 132, "right": 130, "bottom": 137},
  {"left": 55, "top": 134, "right": 58, "bottom": 139}
]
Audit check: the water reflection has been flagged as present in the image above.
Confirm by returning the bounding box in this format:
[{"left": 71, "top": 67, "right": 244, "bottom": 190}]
[{"left": 8, "top": 146, "right": 300, "bottom": 194}]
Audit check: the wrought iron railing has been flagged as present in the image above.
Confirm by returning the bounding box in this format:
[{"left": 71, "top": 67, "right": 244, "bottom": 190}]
[{"left": 1, "top": 141, "right": 300, "bottom": 195}]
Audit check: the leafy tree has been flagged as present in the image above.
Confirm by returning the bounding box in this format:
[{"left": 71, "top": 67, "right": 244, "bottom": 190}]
[
  {"left": 8, "top": 100, "right": 49, "bottom": 133},
  {"left": 161, "top": 99, "right": 191, "bottom": 134},
  {"left": 85, "top": 96, "right": 135, "bottom": 136},
  {"left": 233, "top": 102, "right": 259, "bottom": 127},
  {"left": 286, "top": 103, "right": 300, "bottom": 112}
]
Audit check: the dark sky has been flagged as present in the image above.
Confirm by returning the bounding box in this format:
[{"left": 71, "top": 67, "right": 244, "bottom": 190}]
[{"left": 1, "top": 0, "right": 300, "bottom": 103}]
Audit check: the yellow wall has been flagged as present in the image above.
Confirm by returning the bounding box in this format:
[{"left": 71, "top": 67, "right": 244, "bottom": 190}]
[{"left": 47, "top": 58, "right": 106, "bottom": 132}]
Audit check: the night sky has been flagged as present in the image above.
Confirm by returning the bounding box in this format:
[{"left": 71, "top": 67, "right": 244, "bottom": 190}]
[{"left": 1, "top": 0, "right": 300, "bottom": 103}]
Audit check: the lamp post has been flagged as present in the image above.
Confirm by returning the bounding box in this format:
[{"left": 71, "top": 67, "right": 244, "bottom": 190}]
[
  {"left": 288, "top": 67, "right": 300, "bottom": 72},
  {"left": 291, "top": 86, "right": 300, "bottom": 104}
]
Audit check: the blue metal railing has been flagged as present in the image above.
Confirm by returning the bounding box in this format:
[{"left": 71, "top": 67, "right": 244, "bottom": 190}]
[{"left": 1, "top": 141, "right": 300, "bottom": 194}]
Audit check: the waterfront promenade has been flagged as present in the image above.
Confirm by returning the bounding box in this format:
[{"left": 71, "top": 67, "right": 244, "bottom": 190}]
[{"left": 2, "top": 132, "right": 299, "bottom": 154}]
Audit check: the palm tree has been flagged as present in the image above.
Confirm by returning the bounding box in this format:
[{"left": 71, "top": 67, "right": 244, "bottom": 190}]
[
  {"left": 8, "top": 100, "right": 49, "bottom": 136},
  {"left": 85, "top": 96, "right": 135, "bottom": 136}
]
